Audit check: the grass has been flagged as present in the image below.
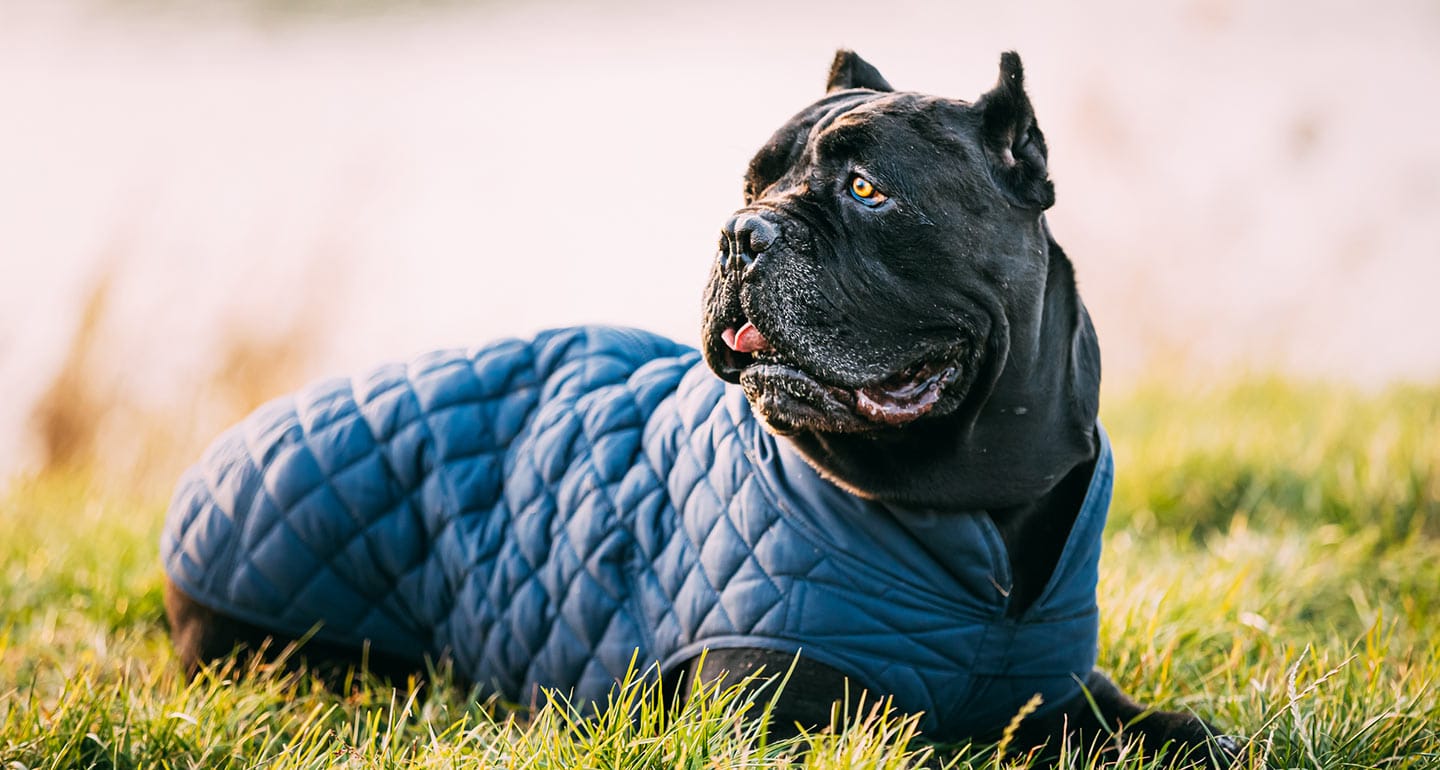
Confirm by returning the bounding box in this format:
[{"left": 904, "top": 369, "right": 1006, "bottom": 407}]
[{"left": 2, "top": 376, "right": 1438, "bottom": 768}]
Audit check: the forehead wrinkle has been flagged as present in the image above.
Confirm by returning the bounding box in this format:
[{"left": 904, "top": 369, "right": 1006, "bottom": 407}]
[
  {"left": 813, "top": 118, "right": 875, "bottom": 160},
  {"left": 806, "top": 101, "right": 880, "bottom": 160},
  {"left": 811, "top": 93, "right": 954, "bottom": 162},
  {"left": 746, "top": 93, "right": 879, "bottom": 198}
]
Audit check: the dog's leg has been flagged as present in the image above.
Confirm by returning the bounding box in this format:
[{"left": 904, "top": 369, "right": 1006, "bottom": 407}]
[
  {"left": 670, "top": 648, "right": 855, "bottom": 740},
  {"left": 1007, "top": 670, "right": 1239, "bottom": 767},
  {"left": 164, "top": 578, "right": 427, "bottom": 686}
]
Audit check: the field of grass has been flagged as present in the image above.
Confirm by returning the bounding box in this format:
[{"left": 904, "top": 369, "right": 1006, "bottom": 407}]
[{"left": 1, "top": 376, "right": 1437, "bottom": 768}]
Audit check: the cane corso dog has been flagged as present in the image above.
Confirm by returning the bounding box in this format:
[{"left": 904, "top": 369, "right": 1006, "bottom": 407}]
[
  {"left": 690, "top": 49, "right": 1238, "bottom": 763},
  {"left": 165, "top": 50, "right": 1237, "bottom": 765}
]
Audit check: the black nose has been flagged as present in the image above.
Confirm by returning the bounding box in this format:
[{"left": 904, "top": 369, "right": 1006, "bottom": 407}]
[{"left": 721, "top": 213, "right": 779, "bottom": 269}]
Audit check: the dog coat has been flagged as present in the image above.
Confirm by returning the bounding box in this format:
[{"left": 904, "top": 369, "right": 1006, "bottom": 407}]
[{"left": 162, "top": 326, "right": 1109, "bottom": 739}]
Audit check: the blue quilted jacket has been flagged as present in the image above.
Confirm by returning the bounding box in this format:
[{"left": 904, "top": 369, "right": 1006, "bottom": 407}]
[{"left": 162, "top": 326, "right": 1109, "bottom": 740}]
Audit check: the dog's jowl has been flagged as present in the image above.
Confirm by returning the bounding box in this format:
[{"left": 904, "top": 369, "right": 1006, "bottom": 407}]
[{"left": 162, "top": 51, "right": 1237, "bottom": 765}]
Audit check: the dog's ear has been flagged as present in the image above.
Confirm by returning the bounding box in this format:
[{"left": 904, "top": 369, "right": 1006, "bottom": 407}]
[
  {"left": 974, "top": 51, "right": 1055, "bottom": 210},
  {"left": 826, "top": 50, "right": 894, "bottom": 93}
]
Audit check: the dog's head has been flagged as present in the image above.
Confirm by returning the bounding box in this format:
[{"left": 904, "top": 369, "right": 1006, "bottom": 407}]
[
  {"left": 703, "top": 50, "right": 1058, "bottom": 439},
  {"left": 702, "top": 51, "right": 1100, "bottom": 508}
]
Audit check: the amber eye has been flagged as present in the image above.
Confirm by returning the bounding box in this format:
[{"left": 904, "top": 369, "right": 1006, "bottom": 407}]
[{"left": 848, "top": 175, "right": 887, "bottom": 206}]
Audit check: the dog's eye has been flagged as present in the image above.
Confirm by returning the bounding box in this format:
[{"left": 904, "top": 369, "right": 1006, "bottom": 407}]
[{"left": 848, "top": 175, "right": 888, "bottom": 207}]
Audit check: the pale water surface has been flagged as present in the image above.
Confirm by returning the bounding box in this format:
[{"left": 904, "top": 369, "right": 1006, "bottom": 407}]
[{"left": 3, "top": 0, "right": 1438, "bottom": 480}]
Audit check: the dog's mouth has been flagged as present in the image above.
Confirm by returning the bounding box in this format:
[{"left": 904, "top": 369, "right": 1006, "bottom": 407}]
[{"left": 714, "top": 320, "right": 965, "bottom": 430}]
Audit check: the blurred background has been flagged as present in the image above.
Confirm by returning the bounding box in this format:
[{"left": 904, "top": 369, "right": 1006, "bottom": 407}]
[{"left": 3, "top": 0, "right": 1438, "bottom": 490}]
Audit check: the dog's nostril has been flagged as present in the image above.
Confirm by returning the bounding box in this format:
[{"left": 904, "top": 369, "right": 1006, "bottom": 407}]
[
  {"left": 737, "top": 215, "right": 778, "bottom": 255},
  {"left": 721, "top": 218, "right": 741, "bottom": 247},
  {"left": 722, "top": 214, "right": 778, "bottom": 268}
]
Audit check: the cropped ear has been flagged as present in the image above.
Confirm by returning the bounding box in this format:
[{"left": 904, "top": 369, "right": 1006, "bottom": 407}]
[
  {"left": 974, "top": 51, "right": 1055, "bottom": 209},
  {"left": 826, "top": 50, "right": 894, "bottom": 93}
]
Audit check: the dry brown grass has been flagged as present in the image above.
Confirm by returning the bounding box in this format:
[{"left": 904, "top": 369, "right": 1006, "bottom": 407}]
[
  {"left": 28, "top": 270, "right": 118, "bottom": 475},
  {"left": 25, "top": 260, "right": 329, "bottom": 495}
]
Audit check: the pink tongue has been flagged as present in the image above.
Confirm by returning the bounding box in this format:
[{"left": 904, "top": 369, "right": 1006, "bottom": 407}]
[{"left": 722, "top": 322, "right": 771, "bottom": 353}]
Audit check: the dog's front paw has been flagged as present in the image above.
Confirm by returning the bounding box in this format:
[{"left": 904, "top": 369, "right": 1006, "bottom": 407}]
[
  {"left": 1132, "top": 710, "right": 1243, "bottom": 768},
  {"left": 1204, "top": 734, "right": 1246, "bottom": 768}
]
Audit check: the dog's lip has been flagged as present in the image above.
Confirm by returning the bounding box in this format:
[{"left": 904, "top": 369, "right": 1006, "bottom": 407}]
[
  {"left": 735, "top": 348, "right": 965, "bottom": 428},
  {"left": 853, "top": 360, "right": 958, "bottom": 425}
]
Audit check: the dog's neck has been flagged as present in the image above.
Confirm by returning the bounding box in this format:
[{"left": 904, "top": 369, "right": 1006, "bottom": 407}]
[{"left": 786, "top": 233, "right": 1102, "bottom": 512}]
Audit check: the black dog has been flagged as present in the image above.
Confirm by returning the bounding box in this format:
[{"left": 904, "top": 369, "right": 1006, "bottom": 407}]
[
  {"left": 166, "top": 50, "right": 1236, "bottom": 765},
  {"left": 691, "top": 49, "right": 1237, "bottom": 762}
]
